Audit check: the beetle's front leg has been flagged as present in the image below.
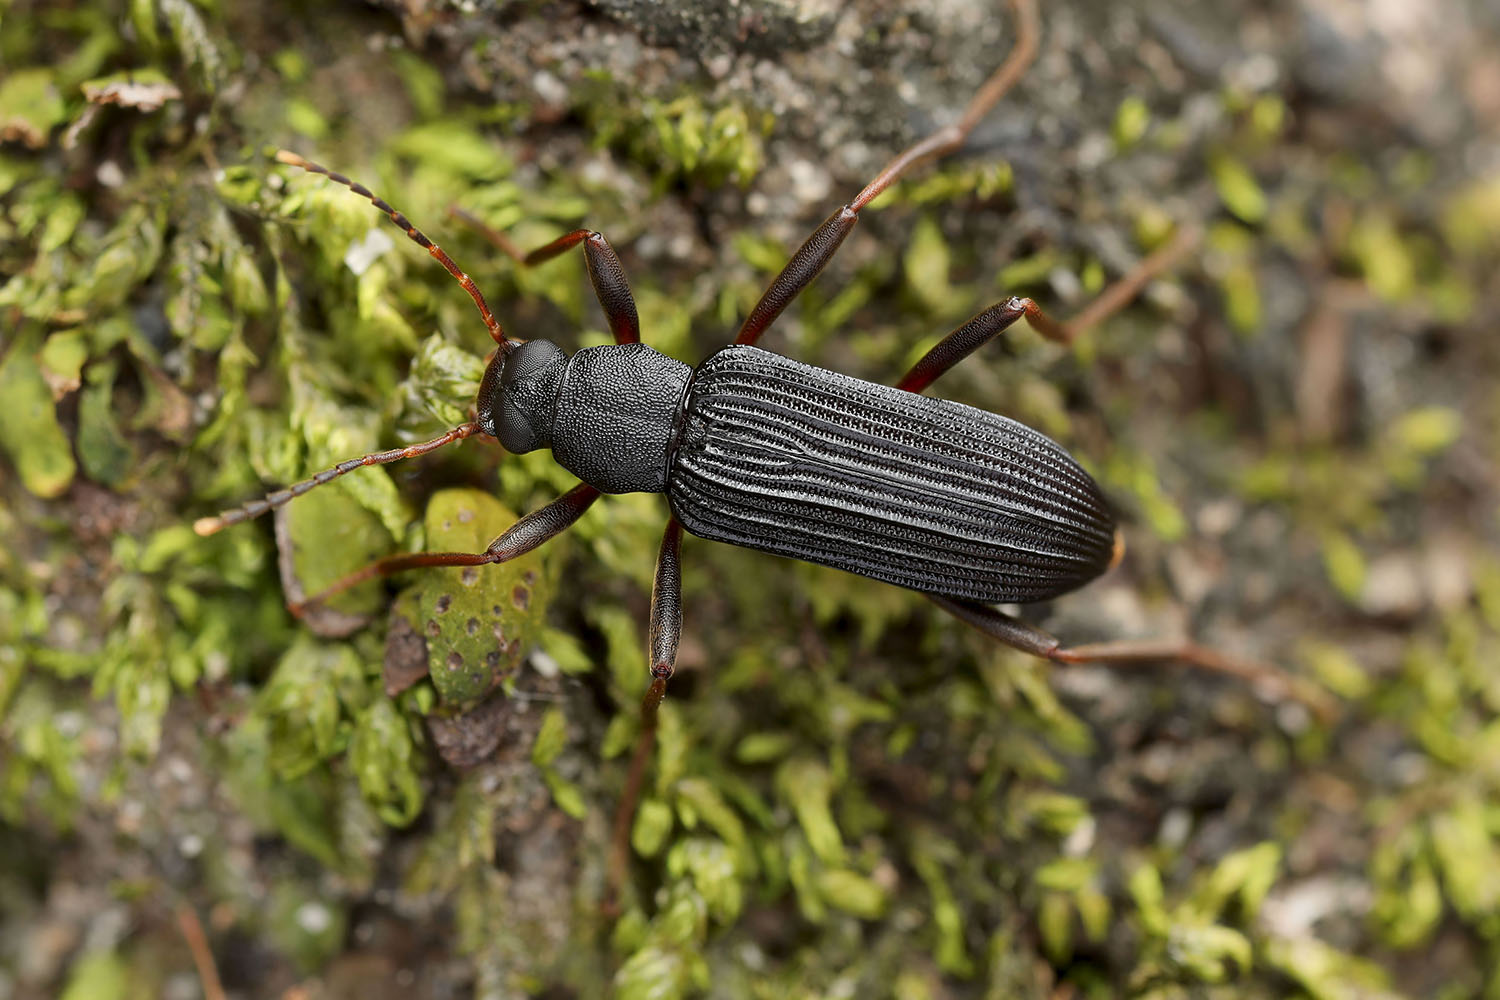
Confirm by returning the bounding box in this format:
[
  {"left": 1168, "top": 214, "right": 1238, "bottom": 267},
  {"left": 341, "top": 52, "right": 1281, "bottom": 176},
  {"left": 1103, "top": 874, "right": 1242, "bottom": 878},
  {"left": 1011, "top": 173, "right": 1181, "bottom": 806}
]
[
  {"left": 928, "top": 594, "right": 1336, "bottom": 720},
  {"left": 451, "top": 211, "right": 641, "bottom": 346},
  {"left": 283, "top": 483, "right": 601, "bottom": 615},
  {"left": 608, "top": 518, "right": 685, "bottom": 904}
]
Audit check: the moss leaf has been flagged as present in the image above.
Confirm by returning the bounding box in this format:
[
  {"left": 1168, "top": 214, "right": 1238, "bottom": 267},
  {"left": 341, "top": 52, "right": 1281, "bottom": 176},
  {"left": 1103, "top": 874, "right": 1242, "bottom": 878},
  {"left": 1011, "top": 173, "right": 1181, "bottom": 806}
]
[
  {"left": 0, "top": 68, "right": 66, "bottom": 148},
  {"left": 774, "top": 757, "right": 844, "bottom": 866},
  {"left": 816, "top": 868, "right": 888, "bottom": 920},
  {"left": 1210, "top": 152, "right": 1268, "bottom": 225},
  {"left": 0, "top": 338, "right": 77, "bottom": 498},
  {"left": 349, "top": 697, "right": 424, "bottom": 826}
]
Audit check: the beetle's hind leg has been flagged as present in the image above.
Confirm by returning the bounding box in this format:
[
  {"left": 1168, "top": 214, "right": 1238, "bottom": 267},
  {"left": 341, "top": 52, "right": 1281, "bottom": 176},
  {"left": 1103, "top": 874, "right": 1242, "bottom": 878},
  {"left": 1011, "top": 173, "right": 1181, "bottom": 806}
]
[
  {"left": 608, "top": 518, "right": 685, "bottom": 908},
  {"left": 451, "top": 210, "right": 641, "bottom": 346},
  {"left": 285, "top": 483, "right": 601, "bottom": 615},
  {"left": 928, "top": 594, "right": 1336, "bottom": 721}
]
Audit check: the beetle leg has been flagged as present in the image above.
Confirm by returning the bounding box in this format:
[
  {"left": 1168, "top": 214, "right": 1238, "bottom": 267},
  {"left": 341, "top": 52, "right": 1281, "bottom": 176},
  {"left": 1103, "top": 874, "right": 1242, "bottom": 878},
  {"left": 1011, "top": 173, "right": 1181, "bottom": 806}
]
[
  {"left": 928, "top": 594, "right": 1336, "bottom": 720},
  {"left": 609, "top": 518, "right": 686, "bottom": 904},
  {"left": 284, "top": 483, "right": 601, "bottom": 615},
  {"left": 897, "top": 297, "right": 1060, "bottom": 393},
  {"left": 451, "top": 211, "right": 641, "bottom": 346},
  {"left": 896, "top": 224, "right": 1202, "bottom": 393},
  {"left": 645, "top": 518, "right": 686, "bottom": 699},
  {"left": 733, "top": 0, "right": 1040, "bottom": 348}
]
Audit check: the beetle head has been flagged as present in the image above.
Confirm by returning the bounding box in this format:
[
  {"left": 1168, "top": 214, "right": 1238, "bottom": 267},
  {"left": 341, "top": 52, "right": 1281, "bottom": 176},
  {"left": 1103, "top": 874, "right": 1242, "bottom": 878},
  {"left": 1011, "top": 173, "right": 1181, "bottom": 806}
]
[{"left": 476, "top": 339, "right": 567, "bottom": 454}]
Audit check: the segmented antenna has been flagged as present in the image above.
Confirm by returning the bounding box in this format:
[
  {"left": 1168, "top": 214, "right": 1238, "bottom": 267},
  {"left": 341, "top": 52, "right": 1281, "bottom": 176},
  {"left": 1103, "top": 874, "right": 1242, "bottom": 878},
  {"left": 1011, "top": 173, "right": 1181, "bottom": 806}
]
[
  {"left": 193, "top": 423, "right": 478, "bottom": 536},
  {"left": 275, "top": 150, "right": 510, "bottom": 346}
]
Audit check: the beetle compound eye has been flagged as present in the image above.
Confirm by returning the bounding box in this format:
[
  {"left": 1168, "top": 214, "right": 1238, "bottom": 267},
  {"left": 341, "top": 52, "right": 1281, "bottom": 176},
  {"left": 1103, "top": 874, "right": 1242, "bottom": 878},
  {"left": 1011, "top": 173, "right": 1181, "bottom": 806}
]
[{"left": 497, "top": 404, "right": 543, "bottom": 454}]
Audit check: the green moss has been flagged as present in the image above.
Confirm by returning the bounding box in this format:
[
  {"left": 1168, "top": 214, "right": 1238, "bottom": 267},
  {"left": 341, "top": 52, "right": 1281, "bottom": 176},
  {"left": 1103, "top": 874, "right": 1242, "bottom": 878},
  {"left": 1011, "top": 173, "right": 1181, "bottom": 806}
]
[
  {"left": 258, "top": 637, "right": 369, "bottom": 778},
  {"left": 903, "top": 214, "right": 955, "bottom": 314},
  {"left": 349, "top": 696, "right": 423, "bottom": 825},
  {"left": 876, "top": 162, "right": 1013, "bottom": 208},
  {"left": 281, "top": 480, "right": 394, "bottom": 619},
  {"left": 1320, "top": 530, "right": 1367, "bottom": 603},
  {"left": 584, "top": 79, "right": 769, "bottom": 190},
  {"left": 266, "top": 882, "right": 349, "bottom": 971},
  {"left": 1102, "top": 449, "right": 1188, "bottom": 543},
  {"left": 815, "top": 867, "right": 887, "bottom": 919},
  {"left": 1249, "top": 95, "right": 1286, "bottom": 140},
  {"left": 1264, "top": 938, "right": 1393, "bottom": 1000},
  {"left": 0, "top": 334, "right": 76, "bottom": 498},
  {"left": 1347, "top": 209, "right": 1417, "bottom": 302},
  {"left": 58, "top": 950, "right": 131, "bottom": 1000},
  {"left": 0, "top": 68, "right": 66, "bottom": 148},
  {"left": 1113, "top": 95, "right": 1150, "bottom": 150},
  {"left": 1209, "top": 151, "right": 1269, "bottom": 225},
  {"left": 1442, "top": 174, "right": 1500, "bottom": 256}
]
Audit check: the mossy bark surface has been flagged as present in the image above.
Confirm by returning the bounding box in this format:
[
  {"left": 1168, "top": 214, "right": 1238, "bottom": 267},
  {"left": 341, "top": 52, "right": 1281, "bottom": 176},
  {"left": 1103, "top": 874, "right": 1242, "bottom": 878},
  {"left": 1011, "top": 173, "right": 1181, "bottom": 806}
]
[{"left": 2, "top": 0, "right": 1499, "bottom": 997}]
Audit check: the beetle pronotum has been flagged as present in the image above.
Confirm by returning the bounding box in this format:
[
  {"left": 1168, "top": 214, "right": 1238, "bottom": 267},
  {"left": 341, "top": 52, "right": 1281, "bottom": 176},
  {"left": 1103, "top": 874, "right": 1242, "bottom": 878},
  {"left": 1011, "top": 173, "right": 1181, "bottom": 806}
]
[{"left": 197, "top": 0, "right": 1322, "bottom": 889}]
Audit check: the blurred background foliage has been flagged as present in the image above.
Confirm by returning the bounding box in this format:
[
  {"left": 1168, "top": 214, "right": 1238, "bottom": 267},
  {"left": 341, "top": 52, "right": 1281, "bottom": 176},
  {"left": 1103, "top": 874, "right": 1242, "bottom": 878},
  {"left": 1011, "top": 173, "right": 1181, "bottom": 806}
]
[{"left": 2, "top": 0, "right": 1499, "bottom": 997}]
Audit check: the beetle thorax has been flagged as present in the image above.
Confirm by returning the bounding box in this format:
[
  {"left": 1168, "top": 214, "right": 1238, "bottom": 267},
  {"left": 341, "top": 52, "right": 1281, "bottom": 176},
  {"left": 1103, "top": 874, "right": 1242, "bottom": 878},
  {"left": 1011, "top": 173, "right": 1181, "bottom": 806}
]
[{"left": 478, "top": 340, "right": 693, "bottom": 495}]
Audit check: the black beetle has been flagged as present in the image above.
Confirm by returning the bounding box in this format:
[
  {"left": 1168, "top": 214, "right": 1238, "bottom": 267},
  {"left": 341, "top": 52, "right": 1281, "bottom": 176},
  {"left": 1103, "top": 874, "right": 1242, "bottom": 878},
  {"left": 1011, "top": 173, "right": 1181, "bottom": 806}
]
[{"left": 197, "top": 0, "right": 1319, "bottom": 881}]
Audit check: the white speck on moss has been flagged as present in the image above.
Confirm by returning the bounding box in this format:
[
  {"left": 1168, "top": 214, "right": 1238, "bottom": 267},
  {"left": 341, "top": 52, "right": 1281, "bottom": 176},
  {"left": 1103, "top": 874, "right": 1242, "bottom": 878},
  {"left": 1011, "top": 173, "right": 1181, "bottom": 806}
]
[
  {"left": 296, "top": 901, "right": 332, "bottom": 934},
  {"left": 344, "top": 228, "right": 394, "bottom": 277}
]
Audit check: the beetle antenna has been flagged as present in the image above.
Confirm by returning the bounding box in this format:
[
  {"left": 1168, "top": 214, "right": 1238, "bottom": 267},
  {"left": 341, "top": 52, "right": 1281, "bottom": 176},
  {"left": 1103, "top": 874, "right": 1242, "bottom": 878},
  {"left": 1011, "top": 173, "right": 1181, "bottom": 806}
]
[
  {"left": 275, "top": 150, "right": 510, "bottom": 347},
  {"left": 193, "top": 422, "right": 479, "bottom": 536}
]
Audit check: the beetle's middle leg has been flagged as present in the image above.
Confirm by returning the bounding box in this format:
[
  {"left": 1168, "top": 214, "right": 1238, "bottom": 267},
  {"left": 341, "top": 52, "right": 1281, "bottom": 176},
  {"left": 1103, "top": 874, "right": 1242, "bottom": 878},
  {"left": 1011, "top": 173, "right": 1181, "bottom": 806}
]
[
  {"left": 895, "top": 223, "right": 1202, "bottom": 394},
  {"left": 928, "top": 594, "right": 1336, "bottom": 720},
  {"left": 285, "top": 482, "right": 602, "bottom": 615},
  {"left": 451, "top": 211, "right": 641, "bottom": 346},
  {"left": 897, "top": 297, "right": 1062, "bottom": 393},
  {"left": 608, "top": 517, "right": 685, "bottom": 903},
  {"left": 732, "top": 0, "right": 1041, "bottom": 349}
]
